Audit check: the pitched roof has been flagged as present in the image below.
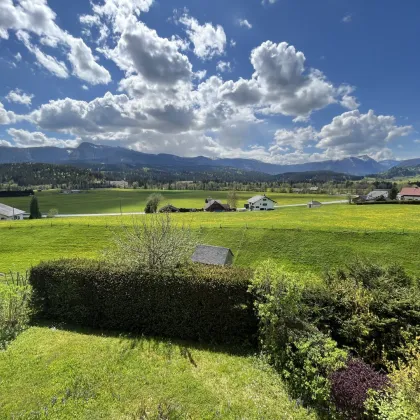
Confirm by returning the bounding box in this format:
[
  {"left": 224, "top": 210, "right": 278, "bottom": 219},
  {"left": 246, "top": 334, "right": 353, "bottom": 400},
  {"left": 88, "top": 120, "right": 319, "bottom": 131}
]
[
  {"left": 0, "top": 203, "right": 25, "bottom": 217},
  {"left": 204, "top": 200, "right": 230, "bottom": 210},
  {"left": 191, "top": 245, "right": 234, "bottom": 266},
  {"left": 400, "top": 187, "right": 420, "bottom": 197},
  {"left": 248, "top": 195, "right": 277, "bottom": 204}
]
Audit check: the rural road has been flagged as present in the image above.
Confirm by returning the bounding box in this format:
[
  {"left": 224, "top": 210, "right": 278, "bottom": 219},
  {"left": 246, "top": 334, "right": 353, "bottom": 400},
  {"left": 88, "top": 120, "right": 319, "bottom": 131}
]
[{"left": 54, "top": 200, "right": 348, "bottom": 218}]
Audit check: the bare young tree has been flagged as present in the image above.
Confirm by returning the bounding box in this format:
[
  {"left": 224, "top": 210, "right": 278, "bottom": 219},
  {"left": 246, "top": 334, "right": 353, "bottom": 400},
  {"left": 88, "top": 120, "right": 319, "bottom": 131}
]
[
  {"left": 144, "top": 193, "right": 164, "bottom": 213},
  {"left": 227, "top": 190, "right": 238, "bottom": 209},
  {"left": 106, "top": 213, "right": 198, "bottom": 271}
]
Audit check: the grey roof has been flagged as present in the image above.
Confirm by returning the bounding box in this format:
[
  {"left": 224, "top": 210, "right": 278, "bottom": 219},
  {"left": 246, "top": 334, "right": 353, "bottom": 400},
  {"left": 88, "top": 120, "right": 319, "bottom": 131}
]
[
  {"left": 204, "top": 200, "right": 230, "bottom": 210},
  {"left": 248, "top": 195, "right": 277, "bottom": 204},
  {"left": 191, "top": 245, "right": 234, "bottom": 266},
  {"left": 308, "top": 200, "right": 322, "bottom": 205},
  {"left": 0, "top": 203, "right": 25, "bottom": 217}
]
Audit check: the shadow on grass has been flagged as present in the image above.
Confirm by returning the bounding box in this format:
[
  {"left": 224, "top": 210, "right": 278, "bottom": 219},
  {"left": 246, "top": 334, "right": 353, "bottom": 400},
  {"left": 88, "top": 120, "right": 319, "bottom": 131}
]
[{"left": 31, "top": 319, "right": 256, "bottom": 358}]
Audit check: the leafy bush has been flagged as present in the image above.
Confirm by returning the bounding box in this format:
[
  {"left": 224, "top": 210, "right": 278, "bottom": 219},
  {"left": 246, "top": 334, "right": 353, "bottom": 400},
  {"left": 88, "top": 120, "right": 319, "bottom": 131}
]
[
  {"left": 305, "top": 262, "right": 420, "bottom": 368},
  {"left": 330, "top": 358, "right": 389, "bottom": 418},
  {"left": 30, "top": 259, "right": 256, "bottom": 345},
  {"left": 250, "top": 261, "right": 347, "bottom": 412},
  {"left": 366, "top": 342, "right": 420, "bottom": 419},
  {"left": 0, "top": 272, "right": 31, "bottom": 349}
]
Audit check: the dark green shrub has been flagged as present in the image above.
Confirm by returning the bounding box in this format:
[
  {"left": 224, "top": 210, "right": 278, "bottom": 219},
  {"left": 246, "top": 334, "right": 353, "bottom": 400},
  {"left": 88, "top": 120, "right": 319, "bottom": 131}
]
[
  {"left": 306, "top": 262, "right": 420, "bottom": 368},
  {"left": 30, "top": 259, "right": 256, "bottom": 345},
  {"left": 250, "top": 261, "right": 347, "bottom": 413}
]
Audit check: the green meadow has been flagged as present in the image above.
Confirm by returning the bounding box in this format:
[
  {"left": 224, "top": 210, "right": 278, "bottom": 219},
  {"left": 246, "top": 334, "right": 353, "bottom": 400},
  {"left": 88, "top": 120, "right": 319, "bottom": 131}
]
[
  {"left": 0, "top": 189, "right": 337, "bottom": 214},
  {"left": 2, "top": 203, "right": 420, "bottom": 275},
  {"left": 0, "top": 327, "right": 312, "bottom": 419}
]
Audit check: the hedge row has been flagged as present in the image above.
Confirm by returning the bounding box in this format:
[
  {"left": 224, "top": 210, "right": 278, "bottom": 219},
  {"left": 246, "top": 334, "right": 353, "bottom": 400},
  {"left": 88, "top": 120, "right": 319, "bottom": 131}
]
[{"left": 30, "top": 260, "right": 257, "bottom": 345}]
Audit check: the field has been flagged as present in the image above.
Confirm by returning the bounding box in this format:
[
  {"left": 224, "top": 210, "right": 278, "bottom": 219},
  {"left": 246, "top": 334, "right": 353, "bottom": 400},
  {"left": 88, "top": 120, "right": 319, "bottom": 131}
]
[
  {"left": 2, "top": 204, "right": 420, "bottom": 275},
  {"left": 0, "top": 327, "right": 312, "bottom": 419},
  {"left": 0, "top": 189, "right": 339, "bottom": 214}
]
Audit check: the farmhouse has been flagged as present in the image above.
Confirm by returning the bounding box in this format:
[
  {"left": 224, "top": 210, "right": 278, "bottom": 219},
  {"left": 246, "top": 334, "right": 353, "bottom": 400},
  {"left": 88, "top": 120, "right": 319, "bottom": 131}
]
[
  {"left": 204, "top": 200, "right": 230, "bottom": 212},
  {"left": 159, "top": 204, "right": 179, "bottom": 213},
  {"left": 366, "top": 190, "right": 389, "bottom": 201},
  {"left": 399, "top": 187, "right": 420, "bottom": 201},
  {"left": 0, "top": 203, "right": 25, "bottom": 221},
  {"left": 307, "top": 200, "right": 322, "bottom": 209},
  {"left": 309, "top": 186, "right": 319, "bottom": 192},
  {"left": 191, "top": 245, "right": 234, "bottom": 266},
  {"left": 246, "top": 194, "right": 277, "bottom": 211}
]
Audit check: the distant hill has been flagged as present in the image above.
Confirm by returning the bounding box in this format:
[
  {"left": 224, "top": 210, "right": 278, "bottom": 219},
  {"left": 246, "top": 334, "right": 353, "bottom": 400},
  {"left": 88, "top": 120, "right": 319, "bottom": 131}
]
[
  {"left": 0, "top": 142, "right": 403, "bottom": 176},
  {"left": 376, "top": 164, "right": 420, "bottom": 179}
]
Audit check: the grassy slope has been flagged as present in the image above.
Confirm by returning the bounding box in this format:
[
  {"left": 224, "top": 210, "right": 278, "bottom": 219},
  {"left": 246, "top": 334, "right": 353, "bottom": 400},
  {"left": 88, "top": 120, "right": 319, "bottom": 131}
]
[
  {"left": 0, "top": 189, "right": 337, "bottom": 214},
  {"left": 2, "top": 205, "right": 420, "bottom": 275},
  {"left": 0, "top": 327, "right": 313, "bottom": 419}
]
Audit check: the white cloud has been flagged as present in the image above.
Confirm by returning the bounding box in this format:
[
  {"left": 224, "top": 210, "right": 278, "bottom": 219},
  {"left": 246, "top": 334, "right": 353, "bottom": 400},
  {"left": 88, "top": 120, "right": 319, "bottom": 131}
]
[
  {"left": 14, "top": 52, "right": 22, "bottom": 62},
  {"left": 0, "top": 101, "right": 16, "bottom": 125},
  {"left": 194, "top": 70, "right": 207, "bottom": 80},
  {"left": 238, "top": 19, "right": 252, "bottom": 29},
  {"left": 82, "top": 85, "right": 89, "bottom": 90},
  {"left": 262, "top": 0, "right": 278, "bottom": 4},
  {"left": 6, "top": 89, "right": 34, "bottom": 106},
  {"left": 216, "top": 61, "right": 232, "bottom": 73},
  {"left": 7, "top": 128, "right": 79, "bottom": 148},
  {"left": 317, "top": 110, "right": 412, "bottom": 156},
  {"left": 105, "top": 21, "right": 192, "bottom": 85},
  {"left": 271, "top": 126, "right": 318, "bottom": 153},
  {"left": 230, "top": 39, "right": 236, "bottom": 47},
  {"left": 179, "top": 14, "right": 226, "bottom": 60},
  {"left": 0, "top": 140, "right": 12, "bottom": 147},
  {"left": 1, "top": 0, "right": 110, "bottom": 84},
  {"left": 342, "top": 14, "right": 352, "bottom": 23}
]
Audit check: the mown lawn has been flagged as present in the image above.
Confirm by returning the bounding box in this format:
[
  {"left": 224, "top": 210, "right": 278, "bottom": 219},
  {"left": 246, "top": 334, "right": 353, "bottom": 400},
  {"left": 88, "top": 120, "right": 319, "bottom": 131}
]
[
  {"left": 0, "top": 189, "right": 338, "bottom": 214},
  {"left": 0, "top": 327, "right": 313, "bottom": 419},
  {"left": 2, "top": 204, "right": 420, "bottom": 275}
]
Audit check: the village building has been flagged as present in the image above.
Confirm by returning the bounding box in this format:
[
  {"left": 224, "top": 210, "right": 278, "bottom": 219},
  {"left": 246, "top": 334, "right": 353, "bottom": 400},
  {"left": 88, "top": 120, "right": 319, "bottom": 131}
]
[
  {"left": 109, "top": 180, "right": 129, "bottom": 188},
  {"left": 0, "top": 203, "right": 25, "bottom": 221},
  {"left": 204, "top": 200, "right": 231, "bottom": 212},
  {"left": 307, "top": 200, "right": 322, "bottom": 209},
  {"left": 309, "top": 186, "right": 319, "bottom": 192},
  {"left": 366, "top": 190, "right": 389, "bottom": 201},
  {"left": 159, "top": 204, "right": 179, "bottom": 213},
  {"left": 399, "top": 187, "right": 420, "bottom": 201},
  {"left": 246, "top": 195, "right": 277, "bottom": 211},
  {"left": 191, "top": 245, "right": 234, "bottom": 266}
]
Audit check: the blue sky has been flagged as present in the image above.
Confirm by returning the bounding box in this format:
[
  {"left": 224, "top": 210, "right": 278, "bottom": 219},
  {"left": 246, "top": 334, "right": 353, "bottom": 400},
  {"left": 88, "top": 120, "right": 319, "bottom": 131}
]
[{"left": 0, "top": 0, "right": 419, "bottom": 163}]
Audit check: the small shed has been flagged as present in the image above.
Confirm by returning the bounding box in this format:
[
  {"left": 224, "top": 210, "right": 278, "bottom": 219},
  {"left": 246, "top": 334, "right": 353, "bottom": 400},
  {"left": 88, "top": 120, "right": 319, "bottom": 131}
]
[
  {"left": 204, "top": 200, "right": 230, "bottom": 212},
  {"left": 307, "top": 200, "right": 322, "bottom": 209},
  {"left": 159, "top": 204, "right": 179, "bottom": 213},
  {"left": 191, "top": 245, "right": 234, "bottom": 266}
]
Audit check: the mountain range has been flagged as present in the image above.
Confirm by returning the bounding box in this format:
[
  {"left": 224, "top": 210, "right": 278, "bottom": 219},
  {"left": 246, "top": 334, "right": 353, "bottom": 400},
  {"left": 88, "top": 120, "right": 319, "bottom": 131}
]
[{"left": 0, "top": 142, "right": 404, "bottom": 176}]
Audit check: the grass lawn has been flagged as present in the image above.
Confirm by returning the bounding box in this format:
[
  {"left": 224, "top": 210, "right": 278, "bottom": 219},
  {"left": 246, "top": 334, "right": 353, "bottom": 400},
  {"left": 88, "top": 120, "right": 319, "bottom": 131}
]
[
  {"left": 0, "top": 189, "right": 339, "bottom": 214},
  {"left": 0, "top": 326, "right": 313, "bottom": 419},
  {"left": 1, "top": 204, "right": 420, "bottom": 275}
]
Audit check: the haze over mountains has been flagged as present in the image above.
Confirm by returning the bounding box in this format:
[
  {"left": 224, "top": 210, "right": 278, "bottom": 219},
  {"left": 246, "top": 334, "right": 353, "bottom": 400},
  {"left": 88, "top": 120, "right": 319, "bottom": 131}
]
[{"left": 0, "top": 142, "right": 404, "bottom": 176}]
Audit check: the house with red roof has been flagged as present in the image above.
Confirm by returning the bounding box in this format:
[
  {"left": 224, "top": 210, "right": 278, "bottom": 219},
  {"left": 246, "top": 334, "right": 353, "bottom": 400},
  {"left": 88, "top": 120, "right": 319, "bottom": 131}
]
[{"left": 399, "top": 187, "right": 420, "bottom": 201}]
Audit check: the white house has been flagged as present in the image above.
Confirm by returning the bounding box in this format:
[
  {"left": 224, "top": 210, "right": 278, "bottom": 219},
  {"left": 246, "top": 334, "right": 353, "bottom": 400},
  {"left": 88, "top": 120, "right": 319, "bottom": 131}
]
[
  {"left": 309, "top": 186, "right": 319, "bottom": 192},
  {"left": 247, "top": 195, "right": 277, "bottom": 211},
  {"left": 399, "top": 187, "right": 420, "bottom": 201},
  {"left": 366, "top": 190, "right": 389, "bottom": 201},
  {"left": 0, "top": 203, "right": 25, "bottom": 221}
]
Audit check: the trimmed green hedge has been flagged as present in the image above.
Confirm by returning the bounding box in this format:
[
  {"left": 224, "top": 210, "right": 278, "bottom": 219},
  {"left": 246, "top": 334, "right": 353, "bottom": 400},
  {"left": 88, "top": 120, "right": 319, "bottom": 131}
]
[{"left": 30, "top": 260, "right": 256, "bottom": 344}]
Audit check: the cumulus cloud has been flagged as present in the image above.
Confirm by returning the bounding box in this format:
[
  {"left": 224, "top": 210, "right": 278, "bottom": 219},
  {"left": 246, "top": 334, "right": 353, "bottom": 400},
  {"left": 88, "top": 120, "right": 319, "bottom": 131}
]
[
  {"left": 105, "top": 22, "right": 192, "bottom": 85},
  {"left": 271, "top": 126, "right": 318, "bottom": 153},
  {"left": 6, "top": 89, "right": 34, "bottom": 106},
  {"left": 238, "top": 19, "right": 252, "bottom": 29},
  {"left": 216, "top": 61, "right": 232, "bottom": 73},
  {"left": 0, "top": 140, "right": 12, "bottom": 147},
  {"left": 342, "top": 14, "right": 352, "bottom": 23},
  {"left": 0, "top": 101, "right": 16, "bottom": 125},
  {"left": 7, "top": 128, "right": 79, "bottom": 148},
  {"left": 1, "top": 0, "right": 110, "bottom": 84},
  {"left": 317, "top": 110, "right": 412, "bottom": 156},
  {"left": 14, "top": 52, "right": 22, "bottom": 62},
  {"left": 179, "top": 14, "right": 226, "bottom": 60}
]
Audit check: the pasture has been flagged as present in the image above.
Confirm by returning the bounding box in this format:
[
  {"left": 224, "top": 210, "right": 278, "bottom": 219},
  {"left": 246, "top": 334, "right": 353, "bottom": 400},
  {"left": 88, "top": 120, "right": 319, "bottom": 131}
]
[
  {"left": 0, "top": 189, "right": 338, "bottom": 214},
  {"left": 2, "top": 204, "right": 420, "bottom": 275}
]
